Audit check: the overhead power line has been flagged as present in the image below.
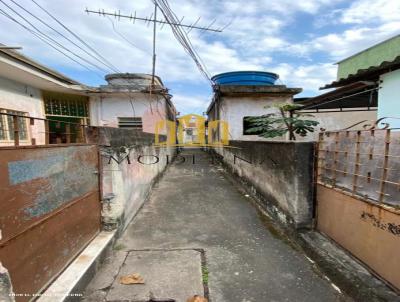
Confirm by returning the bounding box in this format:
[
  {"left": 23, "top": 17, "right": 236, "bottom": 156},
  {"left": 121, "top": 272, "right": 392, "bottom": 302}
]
[
  {"left": 0, "top": 1, "right": 163, "bottom": 119},
  {"left": 30, "top": 0, "right": 120, "bottom": 73},
  {"left": 106, "top": 16, "right": 152, "bottom": 56},
  {"left": 6, "top": 0, "right": 118, "bottom": 73},
  {"left": 296, "top": 87, "right": 379, "bottom": 111},
  {"left": 0, "top": 0, "right": 110, "bottom": 73},
  {"left": 86, "top": 1, "right": 224, "bottom": 86},
  {"left": 153, "top": 0, "right": 212, "bottom": 83},
  {"left": 0, "top": 8, "right": 102, "bottom": 75}
]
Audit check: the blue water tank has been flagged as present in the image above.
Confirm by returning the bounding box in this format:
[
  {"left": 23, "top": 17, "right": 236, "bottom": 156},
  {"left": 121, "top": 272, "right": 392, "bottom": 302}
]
[{"left": 211, "top": 71, "right": 279, "bottom": 86}]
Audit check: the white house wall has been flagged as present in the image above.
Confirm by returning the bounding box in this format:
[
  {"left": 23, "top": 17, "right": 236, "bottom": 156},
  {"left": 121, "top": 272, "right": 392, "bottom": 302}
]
[
  {"left": 296, "top": 110, "right": 377, "bottom": 141},
  {"left": 0, "top": 76, "right": 45, "bottom": 146},
  {"left": 219, "top": 96, "right": 292, "bottom": 141},
  {"left": 89, "top": 93, "right": 168, "bottom": 134},
  {"left": 378, "top": 69, "right": 400, "bottom": 128}
]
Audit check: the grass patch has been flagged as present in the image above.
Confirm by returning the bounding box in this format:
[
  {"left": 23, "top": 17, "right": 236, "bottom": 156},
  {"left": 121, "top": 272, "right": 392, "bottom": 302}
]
[
  {"left": 113, "top": 243, "right": 126, "bottom": 251},
  {"left": 202, "top": 265, "right": 209, "bottom": 284}
]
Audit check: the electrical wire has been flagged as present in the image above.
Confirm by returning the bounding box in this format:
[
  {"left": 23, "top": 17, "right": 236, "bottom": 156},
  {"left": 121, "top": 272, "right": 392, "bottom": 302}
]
[
  {"left": 159, "top": 0, "right": 211, "bottom": 81},
  {"left": 0, "top": 7, "right": 146, "bottom": 120},
  {"left": 0, "top": 8, "right": 103, "bottom": 76},
  {"left": 297, "top": 87, "right": 379, "bottom": 111},
  {"left": 9, "top": 1, "right": 154, "bottom": 118},
  {"left": 106, "top": 16, "right": 152, "bottom": 56},
  {"left": 1, "top": 1, "right": 172, "bottom": 122},
  {"left": 30, "top": 0, "right": 120, "bottom": 73},
  {"left": 8, "top": 0, "right": 119, "bottom": 73},
  {"left": 152, "top": 0, "right": 212, "bottom": 84},
  {"left": 0, "top": 0, "right": 109, "bottom": 73}
]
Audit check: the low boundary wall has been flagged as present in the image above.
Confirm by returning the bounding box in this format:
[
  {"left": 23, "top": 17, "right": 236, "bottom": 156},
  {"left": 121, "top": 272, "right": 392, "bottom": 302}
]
[
  {"left": 86, "top": 127, "right": 175, "bottom": 234},
  {"left": 213, "top": 140, "right": 315, "bottom": 229}
]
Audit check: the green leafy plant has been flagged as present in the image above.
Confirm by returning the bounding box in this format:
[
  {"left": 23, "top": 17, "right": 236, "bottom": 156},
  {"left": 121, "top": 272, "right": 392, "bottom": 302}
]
[
  {"left": 202, "top": 265, "right": 209, "bottom": 284},
  {"left": 244, "top": 103, "right": 319, "bottom": 140}
]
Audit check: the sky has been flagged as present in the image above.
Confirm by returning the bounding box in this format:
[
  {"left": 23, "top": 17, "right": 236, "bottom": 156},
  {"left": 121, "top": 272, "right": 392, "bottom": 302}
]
[{"left": 0, "top": 0, "right": 399, "bottom": 115}]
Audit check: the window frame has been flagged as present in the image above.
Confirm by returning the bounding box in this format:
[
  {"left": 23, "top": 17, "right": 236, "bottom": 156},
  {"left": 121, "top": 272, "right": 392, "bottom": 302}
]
[
  {"left": 0, "top": 108, "right": 30, "bottom": 142},
  {"left": 243, "top": 116, "right": 264, "bottom": 136}
]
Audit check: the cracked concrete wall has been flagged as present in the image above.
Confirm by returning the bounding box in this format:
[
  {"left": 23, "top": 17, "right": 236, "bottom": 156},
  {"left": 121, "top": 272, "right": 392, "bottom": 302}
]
[
  {"left": 101, "top": 145, "right": 173, "bottom": 233},
  {"left": 214, "top": 140, "right": 315, "bottom": 229},
  {"left": 87, "top": 127, "right": 175, "bottom": 234}
]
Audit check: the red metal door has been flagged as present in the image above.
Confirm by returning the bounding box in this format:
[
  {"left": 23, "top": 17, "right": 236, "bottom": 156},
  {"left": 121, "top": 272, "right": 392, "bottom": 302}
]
[{"left": 0, "top": 144, "right": 101, "bottom": 301}]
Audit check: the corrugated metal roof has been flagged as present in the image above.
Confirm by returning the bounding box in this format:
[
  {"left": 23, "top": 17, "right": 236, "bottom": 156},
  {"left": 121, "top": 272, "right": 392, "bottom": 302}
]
[
  {"left": 336, "top": 35, "right": 400, "bottom": 80},
  {"left": 299, "top": 81, "right": 378, "bottom": 110},
  {"left": 321, "top": 55, "right": 400, "bottom": 89}
]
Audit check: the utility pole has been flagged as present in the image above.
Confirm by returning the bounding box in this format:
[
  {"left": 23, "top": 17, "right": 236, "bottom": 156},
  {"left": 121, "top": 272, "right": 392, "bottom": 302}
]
[{"left": 151, "top": 2, "right": 157, "bottom": 87}]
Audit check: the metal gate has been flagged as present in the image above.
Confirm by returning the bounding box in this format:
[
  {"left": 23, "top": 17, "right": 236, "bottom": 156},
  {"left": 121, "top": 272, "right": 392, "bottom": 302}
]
[
  {"left": 0, "top": 144, "right": 101, "bottom": 301},
  {"left": 316, "top": 119, "right": 400, "bottom": 290}
]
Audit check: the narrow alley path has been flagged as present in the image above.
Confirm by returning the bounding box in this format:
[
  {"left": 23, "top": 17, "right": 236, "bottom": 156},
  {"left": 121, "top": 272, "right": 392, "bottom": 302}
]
[{"left": 83, "top": 149, "right": 350, "bottom": 302}]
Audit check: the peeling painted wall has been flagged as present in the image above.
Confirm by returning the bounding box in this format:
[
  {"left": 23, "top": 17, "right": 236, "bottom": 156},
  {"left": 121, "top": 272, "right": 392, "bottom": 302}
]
[
  {"left": 87, "top": 127, "right": 175, "bottom": 234},
  {"left": 213, "top": 141, "right": 315, "bottom": 229},
  {"left": 317, "top": 185, "right": 400, "bottom": 290},
  {"left": 211, "top": 96, "right": 293, "bottom": 141},
  {"left": 0, "top": 145, "right": 101, "bottom": 302},
  {"left": 89, "top": 93, "right": 170, "bottom": 134}
]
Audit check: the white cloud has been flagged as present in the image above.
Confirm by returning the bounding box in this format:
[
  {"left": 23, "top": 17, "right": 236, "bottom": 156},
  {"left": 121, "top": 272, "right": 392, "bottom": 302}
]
[
  {"left": 0, "top": 0, "right": 398, "bottom": 113},
  {"left": 220, "top": 0, "right": 343, "bottom": 15},
  {"left": 271, "top": 63, "right": 337, "bottom": 94},
  {"left": 172, "top": 93, "right": 210, "bottom": 114},
  {"left": 341, "top": 0, "right": 400, "bottom": 24},
  {"left": 287, "top": 2, "right": 400, "bottom": 61}
]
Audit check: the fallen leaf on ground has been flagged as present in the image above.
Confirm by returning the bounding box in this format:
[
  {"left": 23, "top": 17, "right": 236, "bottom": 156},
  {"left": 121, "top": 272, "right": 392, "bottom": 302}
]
[
  {"left": 119, "top": 273, "right": 145, "bottom": 284},
  {"left": 186, "top": 295, "right": 208, "bottom": 302}
]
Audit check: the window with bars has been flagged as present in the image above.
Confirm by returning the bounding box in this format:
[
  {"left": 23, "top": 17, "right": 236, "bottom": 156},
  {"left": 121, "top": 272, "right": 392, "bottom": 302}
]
[
  {"left": 0, "top": 109, "right": 28, "bottom": 141},
  {"left": 118, "top": 117, "right": 143, "bottom": 130},
  {"left": 43, "top": 91, "right": 89, "bottom": 118}
]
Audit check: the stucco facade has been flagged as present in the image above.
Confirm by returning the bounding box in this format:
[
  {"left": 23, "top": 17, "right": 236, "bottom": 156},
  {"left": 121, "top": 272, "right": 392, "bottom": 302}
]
[
  {"left": 0, "top": 77, "right": 45, "bottom": 146},
  {"left": 89, "top": 74, "right": 176, "bottom": 135},
  {"left": 89, "top": 93, "right": 170, "bottom": 133},
  {"left": 0, "top": 48, "right": 90, "bottom": 146},
  {"left": 207, "top": 84, "right": 302, "bottom": 142},
  {"left": 296, "top": 110, "right": 378, "bottom": 141},
  {"left": 217, "top": 96, "right": 292, "bottom": 141}
]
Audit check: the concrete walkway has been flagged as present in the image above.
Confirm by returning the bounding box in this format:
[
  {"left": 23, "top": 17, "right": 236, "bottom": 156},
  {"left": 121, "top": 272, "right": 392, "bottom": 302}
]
[{"left": 83, "top": 149, "right": 350, "bottom": 302}]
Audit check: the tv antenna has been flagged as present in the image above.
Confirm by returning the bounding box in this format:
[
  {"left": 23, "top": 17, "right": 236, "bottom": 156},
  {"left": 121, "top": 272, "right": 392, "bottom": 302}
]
[{"left": 85, "top": 1, "right": 227, "bottom": 87}]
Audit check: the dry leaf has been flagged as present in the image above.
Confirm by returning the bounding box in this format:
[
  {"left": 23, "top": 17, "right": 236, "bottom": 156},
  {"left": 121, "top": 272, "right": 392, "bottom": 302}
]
[
  {"left": 186, "top": 295, "right": 208, "bottom": 302},
  {"left": 119, "top": 273, "right": 145, "bottom": 285}
]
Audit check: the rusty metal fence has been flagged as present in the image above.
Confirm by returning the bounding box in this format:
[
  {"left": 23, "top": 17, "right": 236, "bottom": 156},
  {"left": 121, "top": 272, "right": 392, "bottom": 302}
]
[
  {"left": 0, "top": 112, "right": 88, "bottom": 147},
  {"left": 317, "top": 118, "right": 400, "bottom": 206}
]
